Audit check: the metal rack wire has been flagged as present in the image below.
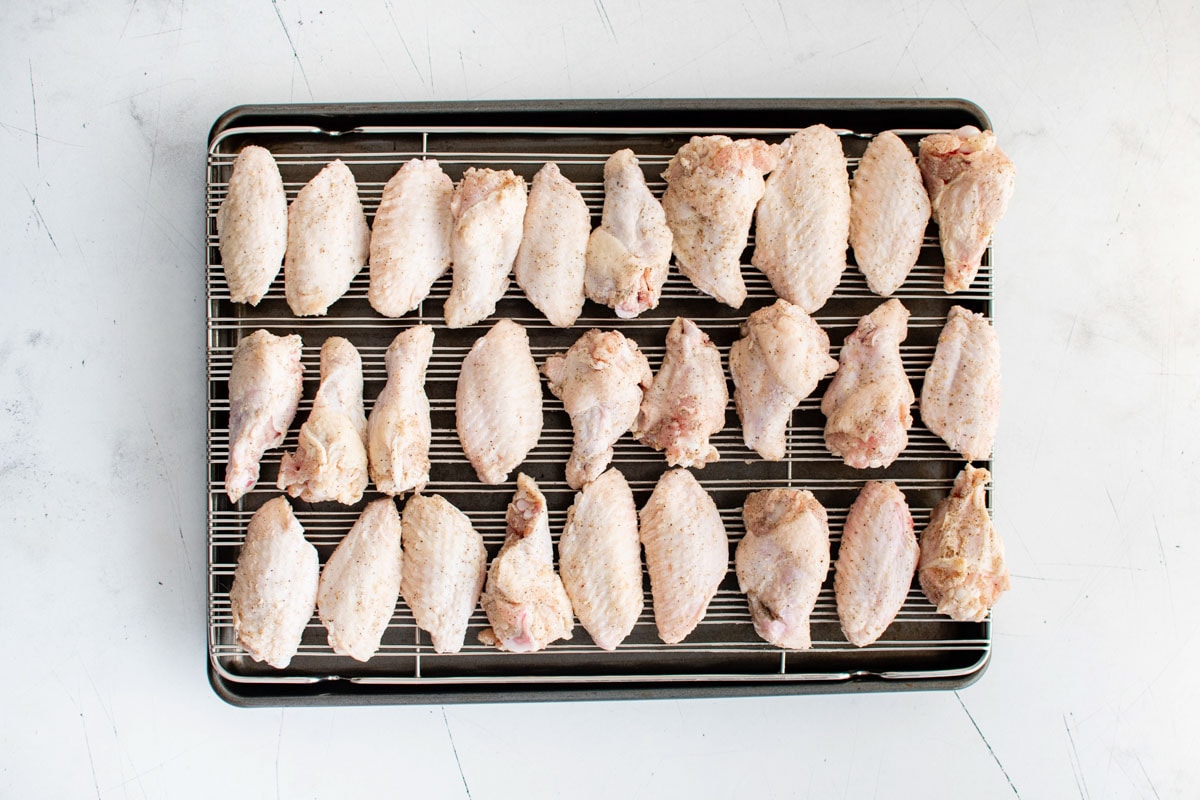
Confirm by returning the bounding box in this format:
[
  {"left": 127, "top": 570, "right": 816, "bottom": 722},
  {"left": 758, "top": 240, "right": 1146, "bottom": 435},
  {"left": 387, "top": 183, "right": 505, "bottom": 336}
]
[{"left": 207, "top": 119, "right": 993, "bottom": 694}]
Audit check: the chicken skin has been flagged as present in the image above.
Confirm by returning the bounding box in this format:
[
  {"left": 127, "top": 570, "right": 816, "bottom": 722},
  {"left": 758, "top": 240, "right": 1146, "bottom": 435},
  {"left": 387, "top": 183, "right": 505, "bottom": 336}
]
[
  {"left": 225, "top": 330, "right": 304, "bottom": 502},
  {"left": 543, "top": 329, "right": 652, "bottom": 489},
  {"left": 455, "top": 319, "right": 544, "bottom": 485},
  {"left": 367, "top": 325, "right": 434, "bottom": 496},
  {"left": 751, "top": 125, "right": 851, "bottom": 313},
  {"left": 217, "top": 145, "right": 287, "bottom": 305},
  {"left": 736, "top": 488, "right": 831, "bottom": 650},
  {"left": 514, "top": 162, "right": 590, "bottom": 327},
  {"left": 479, "top": 474, "right": 574, "bottom": 652},
  {"left": 849, "top": 131, "right": 931, "bottom": 297},
  {"left": 918, "top": 127, "right": 1016, "bottom": 293},
  {"left": 633, "top": 317, "right": 728, "bottom": 469},
  {"left": 640, "top": 468, "right": 729, "bottom": 644},
  {"left": 559, "top": 468, "right": 643, "bottom": 650},
  {"left": 368, "top": 158, "right": 454, "bottom": 317},
  {"left": 317, "top": 498, "right": 403, "bottom": 662},
  {"left": 919, "top": 465, "right": 1010, "bottom": 621},
  {"left": 277, "top": 337, "right": 369, "bottom": 504},
  {"left": 284, "top": 160, "right": 370, "bottom": 316},
  {"left": 821, "top": 299, "right": 914, "bottom": 469},
  {"left": 584, "top": 149, "right": 673, "bottom": 318},
  {"left": 834, "top": 481, "right": 918, "bottom": 647},
  {"left": 921, "top": 306, "right": 1001, "bottom": 461},
  {"left": 445, "top": 168, "right": 527, "bottom": 328},
  {"left": 661, "top": 136, "right": 779, "bottom": 307},
  {"left": 230, "top": 497, "right": 319, "bottom": 669},
  {"left": 400, "top": 494, "right": 488, "bottom": 654},
  {"left": 729, "top": 300, "right": 837, "bottom": 461}
]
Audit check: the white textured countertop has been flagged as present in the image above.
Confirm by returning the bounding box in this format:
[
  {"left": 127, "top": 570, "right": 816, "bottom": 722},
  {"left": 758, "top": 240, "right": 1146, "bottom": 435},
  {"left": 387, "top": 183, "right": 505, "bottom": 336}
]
[{"left": 2, "top": 2, "right": 1197, "bottom": 797}]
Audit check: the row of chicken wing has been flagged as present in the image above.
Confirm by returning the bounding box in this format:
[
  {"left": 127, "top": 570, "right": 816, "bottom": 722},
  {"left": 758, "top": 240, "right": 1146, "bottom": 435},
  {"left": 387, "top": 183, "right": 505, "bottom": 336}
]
[
  {"left": 217, "top": 126, "right": 1014, "bottom": 322},
  {"left": 232, "top": 463, "right": 1008, "bottom": 668}
]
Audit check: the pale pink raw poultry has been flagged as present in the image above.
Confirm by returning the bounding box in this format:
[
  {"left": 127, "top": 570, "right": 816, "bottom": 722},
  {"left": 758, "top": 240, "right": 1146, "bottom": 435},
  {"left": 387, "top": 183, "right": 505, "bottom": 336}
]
[
  {"left": 543, "top": 329, "right": 652, "bottom": 489},
  {"left": 217, "top": 145, "right": 287, "bottom": 305},
  {"left": 445, "top": 168, "right": 527, "bottom": 328},
  {"left": 367, "top": 325, "right": 434, "bottom": 496},
  {"left": 821, "top": 298, "right": 914, "bottom": 469},
  {"left": 514, "top": 162, "right": 590, "bottom": 327},
  {"left": 918, "top": 126, "right": 1016, "bottom": 293},
  {"left": 921, "top": 306, "right": 1001, "bottom": 461},
  {"left": 225, "top": 330, "right": 304, "bottom": 502}
]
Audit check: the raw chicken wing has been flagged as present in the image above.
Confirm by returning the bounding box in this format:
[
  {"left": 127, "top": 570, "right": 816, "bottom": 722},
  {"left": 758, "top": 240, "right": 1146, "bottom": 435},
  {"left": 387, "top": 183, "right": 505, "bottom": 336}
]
[
  {"left": 400, "top": 494, "right": 488, "bottom": 654},
  {"left": 317, "top": 498, "right": 403, "bottom": 662},
  {"left": 367, "top": 325, "right": 434, "bottom": 496},
  {"left": 640, "top": 468, "right": 728, "bottom": 644},
  {"left": 278, "top": 337, "right": 369, "bottom": 504},
  {"left": 751, "top": 125, "right": 851, "bottom": 313},
  {"left": 849, "top": 131, "right": 931, "bottom": 296},
  {"left": 217, "top": 145, "right": 287, "bottom": 305},
  {"left": 456, "top": 320, "right": 543, "bottom": 484},
  {"left": 559, "top": 468, "right": 643, "bottom": 650},
  {"left": 230, "top": 497, "right": 319, "bottom": 668},
  {"left": 584, "top": 149, "right": 673, "bottom": 318},
  {"left": 918, "top": 465, "right": 1010, "bottom": 621},
  {"left": 513, "top": 163, "right": 590, "bottom": 327},
  {"left": 662, "top": 136, "right": 779, "bottom": 307},
  {"left": 445, "top": 168, "right": 527, "bottom": 328},
  {"left": 368, "top": 159, "right": 453, "bottom": 317},
  {"left": 284, "top": 160, "right": 370, "bottom": 316},
  {"left": 225, "top": 330, "right": 304, "bottom": 502},
  {"left": 821, "top": 299, "right": 914, "bottom": 469},
  {"left": 543, "top": 329, "right": 652, "bottom": 489},
  {"left": 736, "top": 489, "right": 831, "bottom": 650},
  {"left": 921, "top": 306, "right": 1001, "bottom": 461},
  {"left": 835, "top": 481, "right": 918, "bottom": 647},
  {"left": 729, "top": 300, "right": 837, "bottom": 461},
  {"left": 479, "top": 474, "right": 574, "bottom": 651},
  {"left": 918, "top": 127, "right": 1016, "bottom": 292},
  {"left": 633, "top": 317, "right": 728, "bottom": 469}
]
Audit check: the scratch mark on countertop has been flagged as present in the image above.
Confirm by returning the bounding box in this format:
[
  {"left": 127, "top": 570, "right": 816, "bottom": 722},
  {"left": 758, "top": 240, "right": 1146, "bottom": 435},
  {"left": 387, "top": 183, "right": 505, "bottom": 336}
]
[
  {"left": 894, "top": 2, "right": 932, "bottom": 69},
  {"left": 384, "top": 0, "right": 427, "bottom": 89},
  {"left": 23, "top": 184, "right": 61, "bottom": 255},
  {"left": 742, "top": 2, "right": 766, "bottom": 48},
  {"left": 776, "top": 0, "right": 790, "bottom": 37},
  {"left": 0, "top": 120, "right": 83, "bottom": 147},
  {"left": 269, "top": 0, "right": 314, "bottom": 100},
  {"left": 1151, "top": 513, "right": 1175, "bottom": 618},
  {"left": 561, "top": 26, "right": 572, "bottom": 94},
  {"left": 1134, "top": 752, "right": 1162, "bottom": 799},
  {"left": 275, "top": 710, "right": 284, "bottom": 800},
  {"left": 593, "top": 0, "right": 617, "bottom": 42},
  {"left": 1064, "top": 714, "right": 1089, "bottom": 799},
  {"left": 120, "top": 0, "right": 140, "bottom": 39},
  {"left": 441, "top": 706, "right": 473, "bottom": 800},
  {"left": 80, "top": 712, "right": 101, "bottom": 798},
  {"left": 28, "top": 60, "right": 40, "bottom": 169},
  {"left": 1024, "top": 0, "right": 1040, "bottom": 46},
  {"left": 956, "top": 692, "right": 1020, "bottom": 797},
  {"left": 426, "top": 19, "right": 435, "bottom": 93}
]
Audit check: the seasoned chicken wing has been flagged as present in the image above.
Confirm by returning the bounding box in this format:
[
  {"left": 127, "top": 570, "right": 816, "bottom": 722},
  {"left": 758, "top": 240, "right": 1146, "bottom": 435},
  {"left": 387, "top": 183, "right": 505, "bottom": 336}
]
[
  {"left": 921, "top": 306, "right": 1001, "bottom": 461},
  {"left": 662, "top": 136, "right": 779, "bottom": 307},
  {"left": 368, "top": 158, "right": 454, "bottom": 317},
  {"left": 729, "top": 300, "right": 837, "bottom": 461},
  {"left": 368, "top": 325, "right": 434, "bottom": 496},
  {"left": 835, "top": 481, "right": 918, "bottom": 647},
  {"left": 633, "top": 317, "right": 728, "bottom": 469},
  {"left": 277, "top": 337, "right": 369, "bottom": 504},
  {"left": 918, "top": 127, "right": 1016, "bottom": 293},
  {"left": 456, "top": 320, "right": 543, "bottom": 484},
  {"left": 560, "top": 468, "right": 643, "bottom": 650},
  {"left": 821, "top": 299, "right": 914, "bottom": 469},
  {"left": 217, "top": 145, "right": 287, "bottom": 305},
  {"left": 225, "top": 330, "right": 304, "bottom": 502},
  {"left": 445, "top": 168, "right": 527, "bottom": 328},
  {"left": 284, "top": 160, "right": 370, "bottom": 316},
  {"left": 400, "top": 494, "right": 487, "bottom": 654},
  {"left": 230, "top": 497, "right": 319, "bottom": 669},
  {"left": 849, "top": 131, "right": 931, "bottom": 296},
  {"left": 513, "top": 162, "right": 590, "bottom": 327},
  {"left": 918, "top": 465, "right": 1010, "bottom": 622},
  {"left": 736, "top": 488, "right": 830, "bottom": 650},
  {"left": 584, "top": 149, "right": 673, "bottom": 318},
  {"left": 751, "top": 125, "right": 851, "bottom": 313},
  {"left": 543, "top": 329, "right": 652, "bottom": 489},
  {"left": 317, "top": 498, "right": 403, "bottom": 662},
  {"left": 479, "top": 474, "right": 574, "bottom": 652},
  {"left": 640, "top": 468, "right": 728, "bottom": 644}
]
